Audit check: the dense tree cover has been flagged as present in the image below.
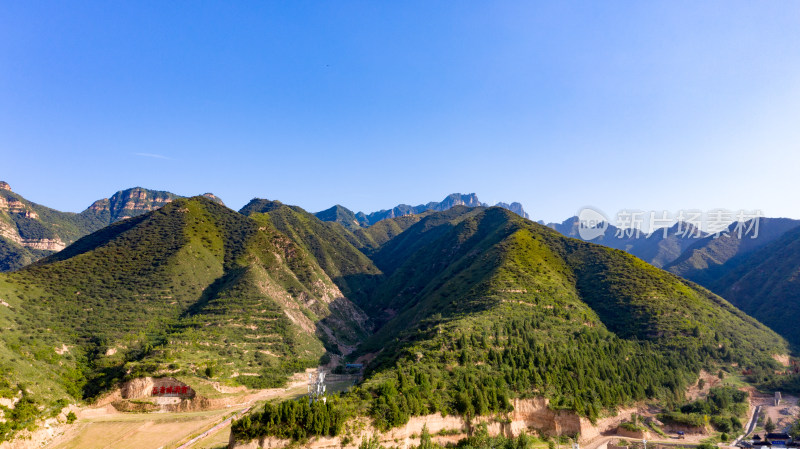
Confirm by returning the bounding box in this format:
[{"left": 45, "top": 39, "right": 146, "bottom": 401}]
[
  {"left": 347, "top": 213, "right": 432, "bottom": 255},
  {"left": 236, "top": 305, "right": 771, "bottom": 441},
  {"left": 11, "top": 216, "right": 57, "bottom": 241},
  {"left": 232, "top": 397, "right": 349, "bottom": 440},
  {"left": 7, "top": 197, "right": 357, "bottom": 382},
  {"left": 0, "top": 236, "right": 47, "bottom": 271},
  {"left": 749, "top": 366, "right": 800, "bottom": 395},
  {"left": 659, "top": 387, "right": 746, "bottom": 433}
]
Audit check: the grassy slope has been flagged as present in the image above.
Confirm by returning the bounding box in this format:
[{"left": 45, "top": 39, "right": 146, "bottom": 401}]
[{"left": 239, "top": 199, "right": 384, "bottom": 311}]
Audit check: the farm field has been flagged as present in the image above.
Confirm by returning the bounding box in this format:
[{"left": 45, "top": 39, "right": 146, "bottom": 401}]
[
  {"left": 48, "top": 408, "right": 237, "bottom": 449},
  {"left": 186, "top": 425, "right": 230, "bottom": 449}
]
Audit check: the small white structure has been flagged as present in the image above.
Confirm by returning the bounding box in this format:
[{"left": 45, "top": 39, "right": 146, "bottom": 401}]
[{"left": 308, "top": 367, "right": 327, "bottom": 404}]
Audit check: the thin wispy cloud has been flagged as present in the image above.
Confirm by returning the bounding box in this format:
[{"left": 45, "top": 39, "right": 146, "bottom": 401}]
[{"left": 133, "top": 152, "right": 171, "bottom": 160}]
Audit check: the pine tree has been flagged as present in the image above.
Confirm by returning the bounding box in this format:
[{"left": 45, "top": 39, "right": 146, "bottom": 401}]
[{"left": 766, "top": 417, "right": 776, "bottom": 433}]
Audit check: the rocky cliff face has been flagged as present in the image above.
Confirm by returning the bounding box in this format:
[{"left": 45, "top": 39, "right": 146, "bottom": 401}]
[
  {"left": 1, "top": 183, "right": 228, "bottom": 272},
  {"left": 202, "top": 192, "right": 225, "bottom": 205},
  {"left": 18, "top": 239, "right": 65, "bottom": 251},
  {"left": 435, "top": 193, "right": 484, "bottom": 210},
  {"left": 87, "top": 187, "right": 179, "bottom": 222},
  {"left": 0, "top": 182, "right": 66, "bottom": 252}
]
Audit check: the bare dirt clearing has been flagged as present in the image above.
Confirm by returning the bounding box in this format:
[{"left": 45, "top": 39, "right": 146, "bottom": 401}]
[{"left": 748, "top": 391, "right": 799, "bottom": 433}]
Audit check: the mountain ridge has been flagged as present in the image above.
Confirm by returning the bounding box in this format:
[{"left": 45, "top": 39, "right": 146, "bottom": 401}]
[
  {"left": 0, "top": 196, "right": 373, "bottom": 442},
  {"left": 314, "top": 192, "right": 530, "bottom": 230},
  {"left": 233, "top": 205, "right": 789, "bottom": 444},
  {"left": 0, "top": 183, "right": 224, "bottom": 272},
  {"left": 1, "top": 187, "right": 798, "bottom": 445}
]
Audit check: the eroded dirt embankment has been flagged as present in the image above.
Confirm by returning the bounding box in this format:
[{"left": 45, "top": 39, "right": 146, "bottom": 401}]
[{"left": 229, "top": 396, "right": 641, "bottom": 449}]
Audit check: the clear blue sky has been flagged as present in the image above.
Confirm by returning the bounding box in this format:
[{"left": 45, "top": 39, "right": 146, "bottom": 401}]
[{"left": 2, "top": 1, "right": 799, "bottom": 222}]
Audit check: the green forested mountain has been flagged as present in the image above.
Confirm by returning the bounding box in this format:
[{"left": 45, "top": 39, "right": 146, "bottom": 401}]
[
  {"left": 345, "top": 212, "right": 433, "bottom": 255},
  {"left": 313, "top": 204, "right": 367, "bottom": 231},
  {"left": 0, "top": 197, "right": 369, "bottom": 441},
  {"left": 546, "top": 215, "right": 800, "bottom": 350},
  {"left": 239, "top": 198, "right": 384, "bottom": 316},
  {"left": 233, "top": 206, "right": 788, "bottom": 442},
  {"left": 709, "top": 224, "right": 800, "bottom": 347},
  {"left": 0, "top": 191, "right": 795, "bottom": 445}
]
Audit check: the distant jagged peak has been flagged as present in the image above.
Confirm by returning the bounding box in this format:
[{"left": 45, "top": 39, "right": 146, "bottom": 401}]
[
  {"left": 436, "top": 192, "right": 484, "bottom": 209},
  {"left": 0, "top": 181, "right": 11, "bottom": 191},
  {"left": 494, "top": 201, "right": 530, "bottom": 219},
  {"left": 314, "top": 192, "right": 530, "bottom": 228}
]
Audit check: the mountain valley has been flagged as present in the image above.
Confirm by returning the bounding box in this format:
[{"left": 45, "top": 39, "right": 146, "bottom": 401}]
[{"left": 0, "top": 186, "right": 798, "bottom": 449}]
